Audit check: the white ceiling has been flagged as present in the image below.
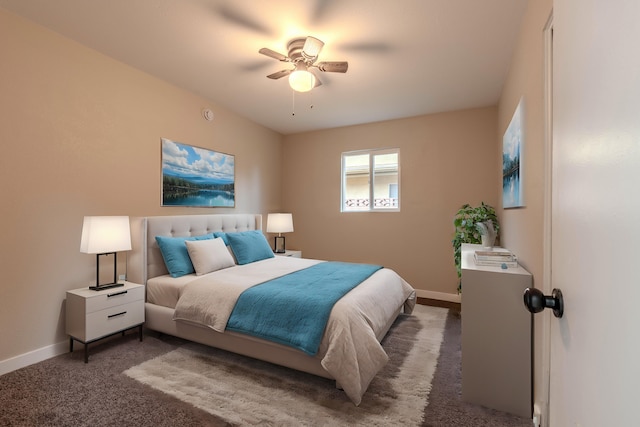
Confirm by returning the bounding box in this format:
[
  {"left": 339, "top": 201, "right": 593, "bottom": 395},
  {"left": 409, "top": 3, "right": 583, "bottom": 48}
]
[{"left": 0, "top": 0, "right": 528, "bottom": 135}]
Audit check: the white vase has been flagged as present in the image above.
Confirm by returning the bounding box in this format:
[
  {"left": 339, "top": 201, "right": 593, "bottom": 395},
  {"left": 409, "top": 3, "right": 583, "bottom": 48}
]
[{"left": 481, "top": 233, "right": 495, "bottom": 249}]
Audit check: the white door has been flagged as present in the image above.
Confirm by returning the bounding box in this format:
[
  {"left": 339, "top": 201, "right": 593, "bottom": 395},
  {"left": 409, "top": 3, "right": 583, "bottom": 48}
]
[{"left": 550, "top": 0, "right": 640, "bottom": 425}]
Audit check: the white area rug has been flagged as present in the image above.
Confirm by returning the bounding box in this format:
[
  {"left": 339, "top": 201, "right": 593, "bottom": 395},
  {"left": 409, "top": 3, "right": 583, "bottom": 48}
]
[{"left": 124, "top": 304, "right": 447, "bottom": 426}]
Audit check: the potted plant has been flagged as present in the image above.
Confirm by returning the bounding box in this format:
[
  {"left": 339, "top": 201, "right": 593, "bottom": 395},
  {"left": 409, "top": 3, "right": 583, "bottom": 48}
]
[{"left": 452, "top": 202, "right": 500, "bottom": 292}]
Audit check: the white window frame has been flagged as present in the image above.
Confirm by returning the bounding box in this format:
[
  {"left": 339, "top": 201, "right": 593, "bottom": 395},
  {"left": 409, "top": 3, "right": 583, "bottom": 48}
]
[{"left": 341, "top": 148, "right": 400, "bottom": 212}]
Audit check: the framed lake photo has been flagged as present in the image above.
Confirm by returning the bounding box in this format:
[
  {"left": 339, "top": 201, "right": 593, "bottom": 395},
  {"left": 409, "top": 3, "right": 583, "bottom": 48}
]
[
  {"left": 502, "top": 100, "right": 524, "bottom": 208},
  {"left": 161, "top": 138, "right": 235, "bottom": 207}
]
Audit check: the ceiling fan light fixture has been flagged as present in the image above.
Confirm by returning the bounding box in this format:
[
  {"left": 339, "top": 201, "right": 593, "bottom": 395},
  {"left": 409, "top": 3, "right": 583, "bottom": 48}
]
[
  {"left": 289, "top": 63, "right": 316, "bottom": 92},
  {"left": 260, "top": 36, "right": 345, "bottom": 94}
]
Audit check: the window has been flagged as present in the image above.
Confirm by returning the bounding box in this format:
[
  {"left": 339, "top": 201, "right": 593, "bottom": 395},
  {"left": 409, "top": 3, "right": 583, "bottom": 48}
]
[{"left": 341, "top": 148, "right": 400, "bottom": 212}]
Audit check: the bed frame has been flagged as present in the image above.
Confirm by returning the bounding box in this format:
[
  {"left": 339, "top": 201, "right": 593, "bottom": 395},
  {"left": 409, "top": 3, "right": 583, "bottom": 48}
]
[{"left": 127, "top": 214, "right": 402, "bottom": 381}]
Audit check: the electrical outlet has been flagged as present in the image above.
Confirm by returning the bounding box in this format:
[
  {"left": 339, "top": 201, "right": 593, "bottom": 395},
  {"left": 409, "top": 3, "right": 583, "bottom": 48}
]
[{"left": 119, "top": 274, "right": 126, "bottom": 281}]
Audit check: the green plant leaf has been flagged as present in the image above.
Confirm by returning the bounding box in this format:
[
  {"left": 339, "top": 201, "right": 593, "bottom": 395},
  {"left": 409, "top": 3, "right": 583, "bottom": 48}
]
[{"left": 451, "top": 202, "right": 500, "bottom": 290}]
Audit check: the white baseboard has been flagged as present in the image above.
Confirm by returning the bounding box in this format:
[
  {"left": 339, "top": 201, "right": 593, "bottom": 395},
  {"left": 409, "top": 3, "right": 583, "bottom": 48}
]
[
  {"left": 0, "top": 340, "right": 68, "bottom": 376},
  {"left": 415, "top": 289, "right": 461, "bottom": 304}
]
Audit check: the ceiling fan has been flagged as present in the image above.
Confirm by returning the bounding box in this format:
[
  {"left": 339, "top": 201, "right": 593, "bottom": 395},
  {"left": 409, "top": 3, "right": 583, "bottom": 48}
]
[{"left": 259, "top": 36, "right": 348, "bottom": 93}]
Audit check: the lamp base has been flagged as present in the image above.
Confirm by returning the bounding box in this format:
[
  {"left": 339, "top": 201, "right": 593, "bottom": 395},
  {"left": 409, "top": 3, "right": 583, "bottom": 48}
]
[
  {"left": 91, "top": 252, "right": 124, "bottom": 291},
  {"left": 273, "top": 235, "right": 286, "bottom": 253},
  {"left": 89, "top": 282, "right": 125, "bottom": 291}
]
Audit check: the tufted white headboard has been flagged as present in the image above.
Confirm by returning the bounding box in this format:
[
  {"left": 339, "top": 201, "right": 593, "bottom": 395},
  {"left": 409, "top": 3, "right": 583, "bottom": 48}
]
[{"left": 127, "top": 214, "right": 262, "bottom": 285}]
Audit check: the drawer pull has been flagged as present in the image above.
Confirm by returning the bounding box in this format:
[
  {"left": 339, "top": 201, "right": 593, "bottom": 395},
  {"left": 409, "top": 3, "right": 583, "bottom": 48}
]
[
  {"left": 108, "top": 311, "right": 127, "bottom": 319},
  {"left": 107, "top": 290, "right": 128, "bottom": 297}
]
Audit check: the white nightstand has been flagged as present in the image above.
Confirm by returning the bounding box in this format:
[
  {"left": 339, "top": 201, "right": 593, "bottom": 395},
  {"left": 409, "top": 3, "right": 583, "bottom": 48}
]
[
  {"left": 274, "top": 250, "right": 302, "bottom": 258},
  {"left": 65, "top": 281, "right": 145, "bottom": 363}
]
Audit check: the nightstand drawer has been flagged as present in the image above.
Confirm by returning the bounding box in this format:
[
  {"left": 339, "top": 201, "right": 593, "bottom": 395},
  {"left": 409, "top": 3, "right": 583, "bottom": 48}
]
[
  {"left": 84, "top": 286, "right": 144, "bottom": 313},
  {"left": 84, "top": 301, "right": 144, "bottom": 341}
]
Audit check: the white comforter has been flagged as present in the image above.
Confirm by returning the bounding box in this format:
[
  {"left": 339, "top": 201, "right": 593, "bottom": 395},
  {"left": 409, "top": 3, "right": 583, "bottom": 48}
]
[{"left": 173, "top": 256, "right": 416, "bottom": 405}]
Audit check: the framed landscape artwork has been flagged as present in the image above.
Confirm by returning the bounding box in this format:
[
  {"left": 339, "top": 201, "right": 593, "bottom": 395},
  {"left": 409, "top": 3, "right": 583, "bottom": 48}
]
[
  {"left": 161, "top": 138, "right": 235, "bottom": 207},
  {"left": 502, "top": 100, "right": 524, "bottom": 209}
]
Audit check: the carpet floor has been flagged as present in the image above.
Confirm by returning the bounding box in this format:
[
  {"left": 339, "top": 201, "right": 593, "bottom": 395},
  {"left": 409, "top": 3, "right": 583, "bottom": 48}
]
[{"left": 0, "top": 305, "right": 532, "bottom": 426}]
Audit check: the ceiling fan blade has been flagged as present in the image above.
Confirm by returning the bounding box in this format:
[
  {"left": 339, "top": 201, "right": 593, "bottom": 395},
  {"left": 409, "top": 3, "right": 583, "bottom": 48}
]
[
  {"left": 259, "top": 48, "right": 288, "bottom": 62},
  {"left": 337, "top": 41, "right": 393, "bottom": 54},
  {"left": 316, "top": 61, "right": 348, "bottom": 73},
  {"left": 302, "top": 36, "right": 325, "bottom": 60},
  {"left": 266, "top": 69, "right": 292, "bottom": 79},
  {"left": 217, "top": 5, "right": 273, "bottom": 36}
]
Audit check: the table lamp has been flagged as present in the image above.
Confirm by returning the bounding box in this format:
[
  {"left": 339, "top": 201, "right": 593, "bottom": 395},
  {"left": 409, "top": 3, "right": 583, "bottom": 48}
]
[
  {"left": 80, "top": 216, "right": 132, "bottom": 290},
  {"left": 266, "top": 213, "right": 294, "bottom": 253}
]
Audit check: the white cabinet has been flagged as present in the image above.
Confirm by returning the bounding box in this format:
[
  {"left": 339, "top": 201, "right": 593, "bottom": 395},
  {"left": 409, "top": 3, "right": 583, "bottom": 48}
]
[
  {"left": 66, "top": 281, "right": 145, "bottom": 362},
  {"left": 461, "top": 244, "right": 532, "bottom": 418}
]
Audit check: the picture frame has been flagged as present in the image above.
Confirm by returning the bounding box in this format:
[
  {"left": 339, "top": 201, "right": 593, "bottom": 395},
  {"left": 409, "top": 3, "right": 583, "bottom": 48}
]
[
  {"left": 161, "top": 138, "right": 235, "bottom": 207},
  {"left": 502, "top": 100, "right": 524, "bottom": 209}
]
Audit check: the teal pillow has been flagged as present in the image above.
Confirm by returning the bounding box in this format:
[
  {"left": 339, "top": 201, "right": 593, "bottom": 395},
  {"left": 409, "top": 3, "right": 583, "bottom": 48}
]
[
  {"left": 213, "top": 231, "right": 230, "bottom": 246},
  {"left": 155, "top": 233, "right": 215, "bottom": 277},
  {"left": 226, "top": 230, "right": 275, "bottom": 265}
]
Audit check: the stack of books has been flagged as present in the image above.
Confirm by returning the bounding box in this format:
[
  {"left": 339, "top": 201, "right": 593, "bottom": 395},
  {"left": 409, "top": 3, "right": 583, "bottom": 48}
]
[{"left": 474, "top": 250, "right": 518, "bottom": 267}]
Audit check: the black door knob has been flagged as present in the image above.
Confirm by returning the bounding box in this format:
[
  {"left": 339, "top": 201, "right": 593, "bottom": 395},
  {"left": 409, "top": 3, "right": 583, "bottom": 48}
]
[{"left": 523, "top": 288, "right": 564, "bottom": 318}]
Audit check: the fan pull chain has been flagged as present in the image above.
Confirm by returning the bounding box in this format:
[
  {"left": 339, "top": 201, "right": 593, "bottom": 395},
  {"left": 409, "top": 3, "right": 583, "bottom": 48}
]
[
  {"left": 292, "top": 90, "right": 296, "bottom": 116},
  {"left": 291, "top": 90, "right": 315, "bottom": 116}
]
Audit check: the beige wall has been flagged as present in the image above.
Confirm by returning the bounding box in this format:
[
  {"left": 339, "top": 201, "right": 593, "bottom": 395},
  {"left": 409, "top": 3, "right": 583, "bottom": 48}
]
[
  {"left": 0, "top": 9, "right": 283, "bottom": 363},
  {"left": 497, "top": 0, "right": 553, "bottom": 418},
  {"left": 282, "top": 107, "right": 499, "bottom": 297}
]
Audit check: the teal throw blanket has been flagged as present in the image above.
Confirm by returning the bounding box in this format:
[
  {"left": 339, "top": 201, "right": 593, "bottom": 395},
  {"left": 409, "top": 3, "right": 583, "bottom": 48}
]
[{"left": 226, "top": 262, "right": 383, "bottom": 356}]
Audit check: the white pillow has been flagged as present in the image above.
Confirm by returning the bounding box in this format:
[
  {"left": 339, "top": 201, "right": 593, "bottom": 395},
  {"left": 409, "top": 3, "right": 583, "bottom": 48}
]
[{"left": 185, "top": 237, "right": 235, "bottom": 275}]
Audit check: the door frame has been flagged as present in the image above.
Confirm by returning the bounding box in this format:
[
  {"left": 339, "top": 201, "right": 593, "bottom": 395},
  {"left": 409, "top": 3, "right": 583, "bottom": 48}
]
[{"left": 538, "top": 11, "right": 554, "bottom": 427}]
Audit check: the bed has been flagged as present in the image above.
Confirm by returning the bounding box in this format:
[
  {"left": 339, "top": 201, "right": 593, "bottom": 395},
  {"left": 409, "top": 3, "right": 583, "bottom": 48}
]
[{"left": 127, "top": 214, "right": 416, "bottom": 405}]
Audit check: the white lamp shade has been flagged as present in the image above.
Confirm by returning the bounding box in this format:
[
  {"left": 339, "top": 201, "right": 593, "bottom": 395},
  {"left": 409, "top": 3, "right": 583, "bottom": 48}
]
[
  {"left": 266, "top": 213, "right": 294, "bottom": 233},
  {"left": 80, "top": 216, "right": 132, "bottom": 254},
  {"left": 289, "top": 63, "right": 316, "bottom": 93}
]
